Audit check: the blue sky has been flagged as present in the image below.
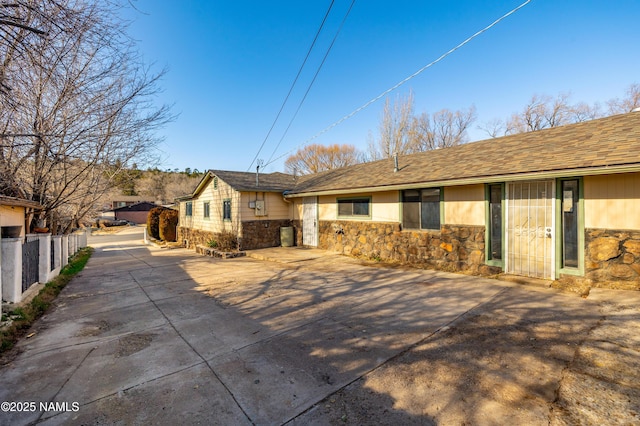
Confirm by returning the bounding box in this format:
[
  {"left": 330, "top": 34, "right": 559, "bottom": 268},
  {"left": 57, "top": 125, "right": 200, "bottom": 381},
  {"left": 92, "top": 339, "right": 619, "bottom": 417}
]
[{"left": 123, "top": 0, "right": 640, "bottom": 173}]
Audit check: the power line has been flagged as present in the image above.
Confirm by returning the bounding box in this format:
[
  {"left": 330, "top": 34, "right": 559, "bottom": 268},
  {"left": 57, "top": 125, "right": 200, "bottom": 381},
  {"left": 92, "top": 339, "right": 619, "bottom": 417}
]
[
  {"left": 266, "top": 0, "right": 356, "bottom": 166},
  {"left": 247, "top": 0, "right": 336, "bottom": 172},
  {"left": 265, "top": 0, "right": 532, "bottom": 168}
]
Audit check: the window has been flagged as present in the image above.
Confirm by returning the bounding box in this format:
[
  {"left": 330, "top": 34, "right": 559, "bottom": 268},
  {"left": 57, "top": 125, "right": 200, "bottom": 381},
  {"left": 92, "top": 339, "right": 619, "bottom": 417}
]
[
  {"left": 185, "top": 201, "right": 193, "bottom": 217},
  {"left": 402, "top": 188, "right": 441, "bottom": 230},
  {"left": 203, "top": 201, "right": 210, "bottom": 218},
  {"left": 337, "top": 197, "right": 370, "bottom": 218},
  {"left": 213, "top": 176, "right": 218, "bottom": 190},
  {"left": 223, "top": 199, "right": 231, "bottom": 221},
  {"left": 488, "top": 184, "right": 503, "bottom": 261},
  {"left": 561, "top": 179, "right": 579, "bottom": 268}
]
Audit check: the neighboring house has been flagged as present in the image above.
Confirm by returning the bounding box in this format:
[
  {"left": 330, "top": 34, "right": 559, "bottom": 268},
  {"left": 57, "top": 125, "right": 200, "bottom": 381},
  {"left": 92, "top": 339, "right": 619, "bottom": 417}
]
[
  {"left": 109, "top": 196, "right": 155, "bottom": 210},
  {"left": 179, "top": 111, "right": 640, "bottom": 290},
  {"left": 113, "top": 201, "right": 158, "bottom": 224},
  {"left": 176, "top": 170, "right": 297, "bottom": 250},
  {"left": 0, "top": 196, "right": 42, "bottom": 238}
]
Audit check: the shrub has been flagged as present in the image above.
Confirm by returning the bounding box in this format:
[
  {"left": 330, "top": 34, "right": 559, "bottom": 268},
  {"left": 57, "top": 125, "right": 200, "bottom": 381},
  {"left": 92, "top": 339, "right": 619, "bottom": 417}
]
[
  {"left": 146, "top": 206, "right": 168, "bottom": 240},
  {"left": 159, "top": 209, "right": 179, "bottom": 242},
  {"left": 214, "top": 231, "right": 238, "bottom": 251},
  {"left": 207, "top": 239, "right": 218, "bottom": 248}
]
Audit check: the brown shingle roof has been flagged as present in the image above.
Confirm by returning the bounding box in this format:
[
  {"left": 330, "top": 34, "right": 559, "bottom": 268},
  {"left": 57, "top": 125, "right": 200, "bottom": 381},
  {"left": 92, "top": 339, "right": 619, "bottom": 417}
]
[
  {"left": 212, "top": 170, "right": 298, "bottom": 192},
  {"left": 288, "top": 112, "right": 640, "bottom": 195}
]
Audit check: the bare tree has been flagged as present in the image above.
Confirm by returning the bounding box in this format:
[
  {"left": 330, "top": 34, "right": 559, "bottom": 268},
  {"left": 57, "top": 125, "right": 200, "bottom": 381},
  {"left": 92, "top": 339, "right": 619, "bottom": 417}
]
[
  {"left": 412, "top": 106, "right": 477, "bottom": 151},
  {"left": 368, "top": 91, "right": 476, "bottom": 159},
  {"left": 0, "top": 0, "right": 172, "bottom": 232},
  {"left": 608, "top": 83, "right": 640, "bottom": 114},
  {"left": 481, "top": 84, "right": 640, "bottom": 139},
  {"left": 285, "top": 143, "right": 364, "bottom": 175}
]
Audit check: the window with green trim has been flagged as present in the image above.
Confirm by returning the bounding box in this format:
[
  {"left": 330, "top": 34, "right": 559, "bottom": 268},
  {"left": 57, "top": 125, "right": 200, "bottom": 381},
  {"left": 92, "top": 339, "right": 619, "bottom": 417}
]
[
  {"left": 222, "top": 199, "right": 231, "bottom": 221},
  {"left": 487, "top": 184, "right": 503, "bottom": 261},
  {"left": 203, "top": 201, "right": 210, "bottom": 218},
  {"left": 402, "top": 188, "right": 441, "bottom": 230},
  {"left": 561, "top": 179, "right": 579, "bottom": 268},
  {"left": 337, "top": 197, "right": 370, "bottom": 218},
  {"left": 185, "top": 201, "right": 192, "bottom": 217}
]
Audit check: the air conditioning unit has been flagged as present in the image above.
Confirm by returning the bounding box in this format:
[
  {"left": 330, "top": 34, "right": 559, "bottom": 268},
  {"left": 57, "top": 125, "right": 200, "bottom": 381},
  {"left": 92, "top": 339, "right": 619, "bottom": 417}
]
[{"left": 255, "top": 200, "right": 266, "bottom": 216}]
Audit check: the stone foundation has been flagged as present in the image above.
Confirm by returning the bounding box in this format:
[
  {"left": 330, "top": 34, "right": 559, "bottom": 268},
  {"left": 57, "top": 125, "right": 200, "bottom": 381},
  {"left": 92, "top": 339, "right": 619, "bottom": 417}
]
[
  {"left": 559, "top": 228, "right": 640, "bottom": 291},
  {"left": 178, "top": 219, "right": 293, "bottom": 252},
  {"left": 177, "top": 227, "right": 217, "bottom": 250},
  {"left": 240, "top": 219, "right": 292, "bottom": 250},
  {"left": 292, "top": 220, "right": 303, "bottom": 247},
  {"left": 317, "top": 220, "right": 498, "bottom": 274}
]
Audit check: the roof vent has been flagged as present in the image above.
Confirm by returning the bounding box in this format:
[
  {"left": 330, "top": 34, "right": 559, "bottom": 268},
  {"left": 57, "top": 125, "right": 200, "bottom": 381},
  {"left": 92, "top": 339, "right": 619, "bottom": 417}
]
[{"left": 393, "top": 152, "right": 399, "bottom": 173}]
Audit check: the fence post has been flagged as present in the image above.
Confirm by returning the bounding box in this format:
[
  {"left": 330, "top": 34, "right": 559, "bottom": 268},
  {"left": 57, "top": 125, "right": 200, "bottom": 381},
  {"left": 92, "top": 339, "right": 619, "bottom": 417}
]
[
  {"left": 38, "top": 233, "right": 51, "bottom": 284},
  {"left": 51, "top": 235, "right": 62, "bottom": 278},
  {"left": 1, "top": 238, "right": 22, "bottom": 303},
  {"left": 69, "top": 233, "right": 76, "bottom": 256},
  {"left": 76, "top": 230, "right": 87, "bottom": 249},
  {"left": 61, "top": 235, "right": 69, "bottom": 267}
]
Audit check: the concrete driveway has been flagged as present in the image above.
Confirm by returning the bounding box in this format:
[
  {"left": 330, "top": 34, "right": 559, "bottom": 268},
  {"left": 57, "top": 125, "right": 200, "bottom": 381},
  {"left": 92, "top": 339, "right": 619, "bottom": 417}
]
[{"left": 0, "top": 226, "right": 638, "bottom": 425}]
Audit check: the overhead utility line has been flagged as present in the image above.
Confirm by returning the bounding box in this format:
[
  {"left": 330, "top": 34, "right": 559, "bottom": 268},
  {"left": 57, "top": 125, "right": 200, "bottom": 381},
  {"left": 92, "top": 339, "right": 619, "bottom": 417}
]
[
  {"left": 247, "top": 0, "right": 336, "bottom": 172},
  {"left": 266, "top": 0, "right": 356, "bottom": 166},
  {"left": 265, "top": 0, "right": 532, "bottom": 168}
]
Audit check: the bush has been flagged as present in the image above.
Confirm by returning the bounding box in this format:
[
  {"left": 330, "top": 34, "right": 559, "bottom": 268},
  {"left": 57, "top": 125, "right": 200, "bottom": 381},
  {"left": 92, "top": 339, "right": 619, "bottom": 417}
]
[
  {"left": 146, "top": 206, "right": 168, "bottom": 240},
  {"left": 214, "top": 231, "right": 238, "bottom": 251},
  {"left": 159, "top": 209, "right": 179, "bottom": 242}
]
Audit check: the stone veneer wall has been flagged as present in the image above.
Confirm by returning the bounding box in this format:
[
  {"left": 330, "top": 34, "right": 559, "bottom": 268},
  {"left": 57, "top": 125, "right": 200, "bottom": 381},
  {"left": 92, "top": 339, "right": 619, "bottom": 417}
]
[
  {"left": 291, "top": 220, "right": 303, "bottom": 247},
  {"left": 177, "top": 227, "right": 217, "bottom": 250},
  {"left": 575, "top": 228, "right": 640, "bottom": 290},
  {"left": 178, "top": 219, "right": 293, "bottom": 251},
  {"left": 317, "top": 220, "right": 498, "bottom": 274},
  {"left": 240, "top": 219, "right": 292, "bottom": 250}
]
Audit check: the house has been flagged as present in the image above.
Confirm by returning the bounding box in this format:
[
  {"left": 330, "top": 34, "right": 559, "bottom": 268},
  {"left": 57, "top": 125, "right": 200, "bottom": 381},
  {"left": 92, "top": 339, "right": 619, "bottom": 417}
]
[
  {"left": 178, "top": 111, "right": 640, "bottom": 290},
  {"left": 176, "top": 170, "right": 297, "bottom": 250},
  {"left": 0, "top": 196, "right": 42, "bottom": 238},
  {"left": 113, "top": 201, "right": 158, "bottom": 224},
  {"left": 108, "top": 196, "right": 155, "bottom": 210}
]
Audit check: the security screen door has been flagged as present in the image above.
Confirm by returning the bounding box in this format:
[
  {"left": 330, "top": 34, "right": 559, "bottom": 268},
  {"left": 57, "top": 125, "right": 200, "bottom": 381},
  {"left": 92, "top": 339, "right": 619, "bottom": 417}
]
[{"left": 506, "top": 181, "right": 555, "bottom": 279}]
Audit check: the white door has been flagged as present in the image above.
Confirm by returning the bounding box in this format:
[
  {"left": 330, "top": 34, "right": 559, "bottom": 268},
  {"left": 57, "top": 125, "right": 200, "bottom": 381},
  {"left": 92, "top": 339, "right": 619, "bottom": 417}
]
[
  {"left": 302, "top": 196, "right": 318, "bottom": 247},
  {"left": 506, "top": 180, "right": 555, "bottom": 279}
]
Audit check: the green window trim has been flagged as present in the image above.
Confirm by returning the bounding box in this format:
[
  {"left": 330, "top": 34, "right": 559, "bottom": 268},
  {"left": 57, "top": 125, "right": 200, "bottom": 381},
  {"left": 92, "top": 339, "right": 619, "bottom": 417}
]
[
  {"left": 185, "top": 201, "right": 193, "bottom": 217},
  {"left": 484, "top": 183, "right": 505, "bottom": 268},
  {"left": 337, "top": 196, "right": 371, "bottom": 219},
  {"left": 203, "top": 201, "right": 210, "bottom": 219},
  {"left": 222, "top": 199, "right": 232, "bottom": 221},
  {"left": 555, "top": 177, "right": 585, "bottom": 277}
]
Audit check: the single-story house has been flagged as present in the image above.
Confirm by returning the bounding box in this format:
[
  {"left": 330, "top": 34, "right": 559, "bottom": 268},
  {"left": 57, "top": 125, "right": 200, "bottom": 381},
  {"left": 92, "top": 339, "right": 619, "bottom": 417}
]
[
  {"left": 178, "top": 111, "right": 640, "bottom": 290},
  {"left": 0, "top": 196, "right": 42, "bottom": 238},
  {"left": 113, "top": 201, "right": 158, "bottom": 224},
  {"left": 176, "top": 170, "right": 296, "bottom": 250}
]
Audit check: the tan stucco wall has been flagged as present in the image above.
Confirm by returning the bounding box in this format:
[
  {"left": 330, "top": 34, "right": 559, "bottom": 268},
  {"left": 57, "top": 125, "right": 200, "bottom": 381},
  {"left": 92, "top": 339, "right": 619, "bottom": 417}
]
[
  {"left": 584, "top": 172, "right": 640, "bottom": 230},
  {"left": 239, "top": 192, "right": 292, "bottom": 220},
  {"left": 443, "top": 184, "right": 485, "bottom": 226},
  {"left": 316, "top": 191, "right": 399, "bottom": 222},
  {"left": 0, "top": 205, "right": 26, "bottom": 237}
]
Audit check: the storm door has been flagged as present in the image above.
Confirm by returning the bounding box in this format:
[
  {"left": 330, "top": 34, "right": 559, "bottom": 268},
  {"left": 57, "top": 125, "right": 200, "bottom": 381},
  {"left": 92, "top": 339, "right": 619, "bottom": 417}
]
[{"left": 506, "top": 181, "right": 555, "bottom": 279}]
